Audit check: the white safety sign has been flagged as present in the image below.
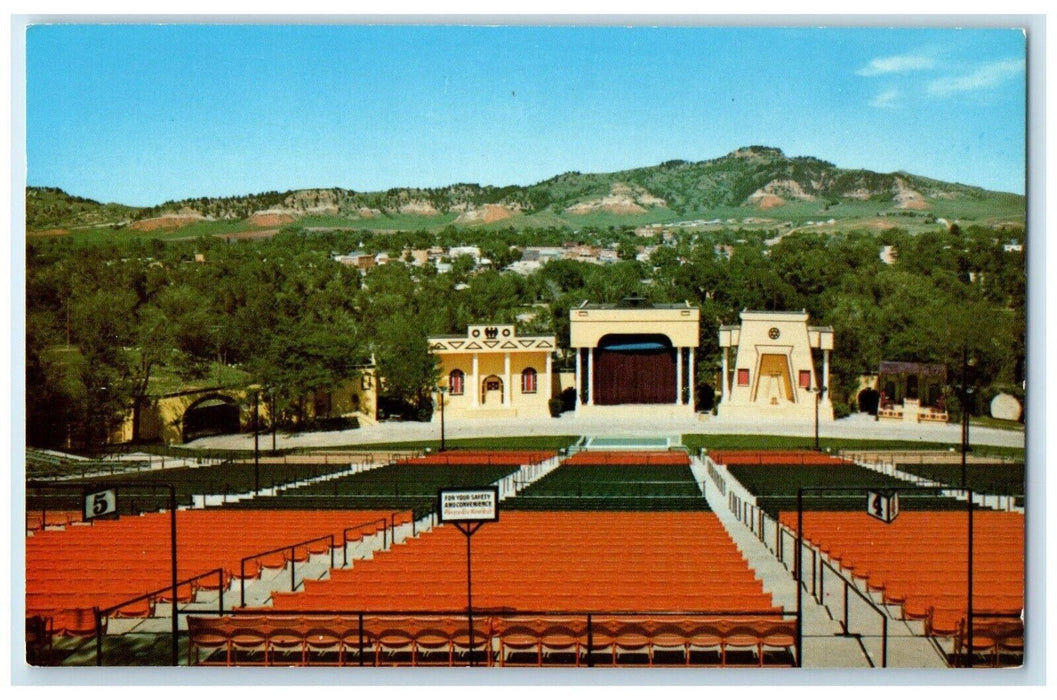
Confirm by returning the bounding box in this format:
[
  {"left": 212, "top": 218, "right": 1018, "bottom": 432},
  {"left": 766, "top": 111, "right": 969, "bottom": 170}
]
[{"left": 438, "top": 487, "right": 499, "bottom": 523}]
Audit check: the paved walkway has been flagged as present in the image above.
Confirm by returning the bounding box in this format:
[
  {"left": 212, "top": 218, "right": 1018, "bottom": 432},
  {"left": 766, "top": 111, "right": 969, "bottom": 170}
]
[
  {"left": 690, "top": 457, "right": 949, "bottom": 669},
  {"left": 187, "top": 412, "right": 1024, "bottom": 451}
]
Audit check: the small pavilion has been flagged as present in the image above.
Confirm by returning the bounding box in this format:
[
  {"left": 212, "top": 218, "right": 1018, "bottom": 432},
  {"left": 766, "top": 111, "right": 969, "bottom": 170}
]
[{"left": 876, "top": 361, "right": 949, "bottom": 423}]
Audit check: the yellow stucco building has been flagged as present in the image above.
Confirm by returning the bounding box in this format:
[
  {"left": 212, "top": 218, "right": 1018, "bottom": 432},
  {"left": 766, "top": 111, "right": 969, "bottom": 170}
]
[
  {"left": 429, "top": 325, "right": 557, "bottom": 420},
  {"left": 716, "top": 310, "right": 834, "bottom": 422},
  {"left": 569, "top": 299, "right": 700, "bottom": 418}
]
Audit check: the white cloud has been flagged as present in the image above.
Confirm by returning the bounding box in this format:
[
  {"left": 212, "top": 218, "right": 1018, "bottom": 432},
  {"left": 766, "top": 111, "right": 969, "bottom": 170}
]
[
  {"left": 870, "top": 89, "right": 901, "bottom": 109},
  {"left": 928, "top": 58, "right": 1026, "bottom": 96},
  {"left": 856, "top": 54, "right": 935, "bottom": 77}
]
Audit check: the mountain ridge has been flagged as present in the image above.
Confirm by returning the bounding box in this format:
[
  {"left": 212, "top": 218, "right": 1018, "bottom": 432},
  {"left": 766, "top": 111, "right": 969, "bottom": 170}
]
[{"left": 26, "top": 146, "right": 1024, "bottom": 234}]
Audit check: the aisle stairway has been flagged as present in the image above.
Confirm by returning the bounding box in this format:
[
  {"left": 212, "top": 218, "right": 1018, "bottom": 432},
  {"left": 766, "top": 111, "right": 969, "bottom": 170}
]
[{"left": 690, "top": 457, "right": 948, "bottom": 668}]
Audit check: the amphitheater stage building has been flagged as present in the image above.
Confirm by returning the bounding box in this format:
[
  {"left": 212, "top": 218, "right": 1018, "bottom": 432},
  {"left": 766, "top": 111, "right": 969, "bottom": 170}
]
[
  {"left": 569, "top": 299, "right": 700, "bottom": 419},
  {"left": 716, "top": 310, "right": 834, "bottom": 423}
]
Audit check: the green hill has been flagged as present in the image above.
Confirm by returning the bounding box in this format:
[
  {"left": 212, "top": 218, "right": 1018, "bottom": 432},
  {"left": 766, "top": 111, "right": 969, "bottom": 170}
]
[{"left": 26, "top": 146, "right": 1024, "bottom": 237}]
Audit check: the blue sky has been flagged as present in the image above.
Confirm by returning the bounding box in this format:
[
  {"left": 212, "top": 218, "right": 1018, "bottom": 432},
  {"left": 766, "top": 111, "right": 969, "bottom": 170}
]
[{"left": 25, "top": 24, "right": 1027, "bottom": 205}]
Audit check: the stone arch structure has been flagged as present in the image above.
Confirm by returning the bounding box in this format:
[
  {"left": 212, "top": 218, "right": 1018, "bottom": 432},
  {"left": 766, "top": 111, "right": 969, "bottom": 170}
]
[{"left": 181, "top": 393, "right": 241, "bottom": 442}]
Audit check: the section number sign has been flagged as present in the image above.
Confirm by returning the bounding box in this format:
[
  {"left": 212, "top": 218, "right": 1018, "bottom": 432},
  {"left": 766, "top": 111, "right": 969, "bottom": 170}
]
[
  {"left": 867, "top": 489, "right": 899, "bottom": 523},
  {"left": 83, "top": 488, "right": 117, "bottom": 521}
]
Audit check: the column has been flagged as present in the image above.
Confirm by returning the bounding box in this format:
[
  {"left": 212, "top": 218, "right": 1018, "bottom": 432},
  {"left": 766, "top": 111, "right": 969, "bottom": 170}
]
[
  {"left": 503, "top": 353, "right": 511, "bottom": 406},
  {"left": 545, "top": 352, "right": 552, "bottom": 401},
  {"left": 575, "top": 348, "right": 582, "bottom": 405},
  {"left": 721, "top": 348, "right": 729, "bottom": 402},
  {"left": 471, "top": 353, "right": 479, "bottom": 407},
  {"left": 688, "top": 347, "right": 695, "bottom": 407},
  {"left": 586, "top": 348, "right": 594, "bottom": 406},
  {"left": 675, "top": 347, "right": 683, "bottom": 405},
  {"left": 823, "top": 349, "right": 830, "bottom": 396}
]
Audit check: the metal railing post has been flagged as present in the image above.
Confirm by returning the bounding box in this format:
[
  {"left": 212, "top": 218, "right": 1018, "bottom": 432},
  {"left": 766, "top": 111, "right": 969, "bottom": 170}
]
[
  {"left": 586, "top": 613, "right": 594, "bottom": 668},
  {"left": 94, "top": 607, "right": 103, "bottom": 666},
  {"left": 358, "top": 612, "right": 365, "bottom": 666}
]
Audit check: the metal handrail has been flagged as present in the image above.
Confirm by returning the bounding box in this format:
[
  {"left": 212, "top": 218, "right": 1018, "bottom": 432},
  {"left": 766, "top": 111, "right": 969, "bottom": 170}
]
[
  {"left": 187, "top": 606, "right": 800, "bottom": 667},
  {"left": 239, "top": 534, "right": 336, "bottom": 607},
  {"left": 94, "top": 567, "right": 225, "bottom": 666}
]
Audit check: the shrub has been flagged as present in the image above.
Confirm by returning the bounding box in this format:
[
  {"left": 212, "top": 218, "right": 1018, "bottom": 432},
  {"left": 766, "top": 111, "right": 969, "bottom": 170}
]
[{"left": 548, "top": 398, "right": 564, "bottom": 417}]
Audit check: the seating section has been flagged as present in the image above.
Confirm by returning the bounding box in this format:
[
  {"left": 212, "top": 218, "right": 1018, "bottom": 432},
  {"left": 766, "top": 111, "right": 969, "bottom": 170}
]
[
  {"left": 716, "top": 451, "right": 966, "bottom": 517},
  {"left": 395, "top": 450, "right": 556, "bottom": 466},
  {"left": 222, "top": 463, "right": 521, "bottom": 512},
  {"left": 709, "top": 450, "right": 847, "bottom": 466},
  {"left": 561, "top": 451, "right": 690, "bottom": 466},
  {"left": 896, "top": 462, "right": 1025, "bottom": 500},
  {"left": 188, "top": 612, "right": 796, "bottom": 667},
  {"left": 26, "top": 448, "right": 151, "bottom": 480},
  {"left": 27, "top": 461, "right": 361, "bottom": 515},
  {"left": 189, "top": 511, "right": 791, "bottom": 666},
  {"left": 26, "top": 509, "right": 84, "bottom": 532},
  {"left": 26, "top": 509, "right": 405, "bottom": 637},
  {"left": 778, "top": 509, "right": 1024, "bottom": 666},
  {"left": 510, "top": 452, "right": 705, "bottom": 511}
]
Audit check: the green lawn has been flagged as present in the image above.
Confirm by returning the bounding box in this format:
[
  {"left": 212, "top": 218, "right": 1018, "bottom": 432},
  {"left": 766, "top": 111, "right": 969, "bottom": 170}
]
[{"left": 681, "top": 434, "right": 1024, "bottom": 461}]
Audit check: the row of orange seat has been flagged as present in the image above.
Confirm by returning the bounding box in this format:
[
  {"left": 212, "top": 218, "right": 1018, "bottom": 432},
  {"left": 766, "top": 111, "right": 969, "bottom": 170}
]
[
  {"left": 560, "top": 451, "right": 690, "bottom": 466},
  {"left": 268, "top": 511, "right": 777, "bottom": 618},
  {"left": 396, "top": 450, "right": 556, "bottom": 466},
  {"left": 26, "top": 510, "right": 84, "bottom": 532},
  {"left": 709, "top": 450, "right": 850, "bottom": 466},
  {"left": 187, "top": 613, "right": 796, "bottom": 667},
  {"left": 778, "top": 510, "right": 1024, "bottom": 642},
  {"left": 25, "top": 509, "right": 408, "bottom": 636}
]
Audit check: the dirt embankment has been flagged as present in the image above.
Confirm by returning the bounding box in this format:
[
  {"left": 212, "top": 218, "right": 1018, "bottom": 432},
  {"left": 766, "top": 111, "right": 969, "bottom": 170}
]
[
  {"left": 246, "top": 211, "right": 296, "bottom": 227},
  {"left": 129, "top": 214, "right": 207, "bottom": 232},
  {"left": 565, "top": 183, "right": 665, "bottom": 216},
  {"left": 455, "top": 203, "right": 520, "bottom": 225}
]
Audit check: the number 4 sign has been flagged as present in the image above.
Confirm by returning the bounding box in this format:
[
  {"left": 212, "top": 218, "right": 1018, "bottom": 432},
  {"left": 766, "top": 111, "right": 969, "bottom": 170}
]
[
  {"left": 83, "top": 488, "right": 117, "bottom": 520},
  {"left": 867, "top": 490, "right": 899, "bottom": 523}
]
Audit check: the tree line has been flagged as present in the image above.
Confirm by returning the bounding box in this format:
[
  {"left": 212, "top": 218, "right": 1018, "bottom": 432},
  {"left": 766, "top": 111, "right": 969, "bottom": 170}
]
[{"left": 25, "top": 223, "right": 1024, "bottom": 449}]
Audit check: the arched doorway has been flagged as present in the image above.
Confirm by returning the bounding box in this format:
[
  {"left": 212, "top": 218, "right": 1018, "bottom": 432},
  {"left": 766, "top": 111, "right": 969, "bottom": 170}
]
[
  {"left": 595, "top": 333, "right": 676, "bottom": 405},
  {"left": 182, "top": 394, "right": 240, "bottom": 442},
  {"left": 481, "top": 375, "right": 504, "bottom": 405}
]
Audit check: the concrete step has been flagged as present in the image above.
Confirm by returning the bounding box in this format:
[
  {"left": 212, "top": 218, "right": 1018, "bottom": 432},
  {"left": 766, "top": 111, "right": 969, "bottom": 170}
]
[{"left": 691, "top": 457, "right": 948, "bottom": 668}]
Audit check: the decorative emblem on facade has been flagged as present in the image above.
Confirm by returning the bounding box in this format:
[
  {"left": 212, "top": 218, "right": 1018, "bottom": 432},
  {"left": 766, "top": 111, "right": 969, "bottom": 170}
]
[
  {"left": 768, "top": 327, "right": 781, "bottom": 340},
  {"left": 485, "top": 327, "right": 499, "bottom": 339}
]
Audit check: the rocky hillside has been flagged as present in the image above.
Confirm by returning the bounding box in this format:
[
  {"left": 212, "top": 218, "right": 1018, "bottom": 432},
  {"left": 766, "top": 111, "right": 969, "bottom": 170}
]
[{"left": 26, "top": 146, "right": 1023, "bottom": 233}]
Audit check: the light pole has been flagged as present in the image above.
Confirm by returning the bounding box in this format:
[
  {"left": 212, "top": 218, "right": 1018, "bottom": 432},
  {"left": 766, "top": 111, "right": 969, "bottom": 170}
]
[
  {"left": 960, "top": 348, "right": 976, "bottom": 488},
  {"left": 252, "top": 388, "right": 260, "bottom": 494},
  {"left": 437, "top": 385, "right": 447, "bottom": 452},
  {"left": 269, "top": 386, "right": 277, "bottom": 453},
  {"left": 812, "top": 385, "right": 827, "bottom": 452}
]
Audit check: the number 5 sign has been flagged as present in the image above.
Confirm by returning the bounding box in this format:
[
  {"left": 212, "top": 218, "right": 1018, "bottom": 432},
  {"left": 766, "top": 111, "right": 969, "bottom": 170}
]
[{"left": 83, "top": 489, "right": 117, "bottom": 520}]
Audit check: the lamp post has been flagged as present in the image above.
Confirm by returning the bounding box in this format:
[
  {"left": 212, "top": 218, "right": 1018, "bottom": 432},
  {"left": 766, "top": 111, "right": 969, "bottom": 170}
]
[
  {"left": 252, "top": 388, "right": 260, "bottom": 494},
  {"left": 812, "top": 385, "right": 827, "bottom": 452},
  {"left": 269, "top": 386, "right": 277, "bottom": 453},
  {"left": 437, "top": 385, "right": 447, "bottom": 452},
  {"left": 960, "top": 348, "right": 976, "bottom": 489}
]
